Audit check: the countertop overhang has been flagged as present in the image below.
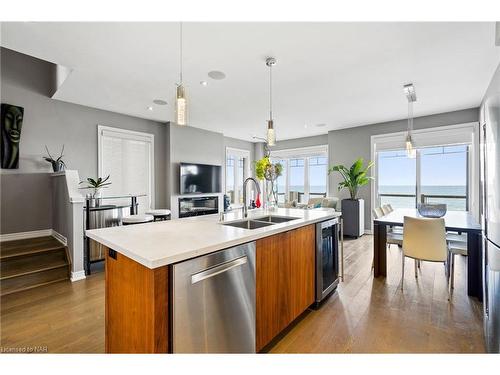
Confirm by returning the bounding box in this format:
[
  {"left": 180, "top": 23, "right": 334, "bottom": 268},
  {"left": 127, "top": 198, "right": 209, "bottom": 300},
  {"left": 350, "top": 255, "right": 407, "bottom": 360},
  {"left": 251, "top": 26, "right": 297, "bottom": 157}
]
[{"left": 86, "top": 208, "right": 341, "bottom": 269}]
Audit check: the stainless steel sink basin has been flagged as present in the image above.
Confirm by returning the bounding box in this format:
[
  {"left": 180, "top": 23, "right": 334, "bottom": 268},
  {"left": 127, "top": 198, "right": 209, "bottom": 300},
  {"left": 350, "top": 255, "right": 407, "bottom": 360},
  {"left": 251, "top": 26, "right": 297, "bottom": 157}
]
[
  {"left": 222, "top": 219, "right": 276, "bottom": 230},
  {"left": 253, "top": 215, "right": 300, "bottom": 223}
]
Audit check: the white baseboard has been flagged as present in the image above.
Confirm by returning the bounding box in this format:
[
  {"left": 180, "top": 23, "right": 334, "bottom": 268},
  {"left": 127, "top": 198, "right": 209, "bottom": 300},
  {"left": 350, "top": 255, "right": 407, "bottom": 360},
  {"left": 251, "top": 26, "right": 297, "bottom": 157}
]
[
  {"left": 51, "top": 230, "right": 67, "bottom": 245},
  {"left": 70, "top": 270, "right": 86, "bottom": 282},
  {"left": 0, "top": 229, "right": 69, "bottom": 245},
  {"left": 0, "top": 229, "right": 53, "bottom": 242}
]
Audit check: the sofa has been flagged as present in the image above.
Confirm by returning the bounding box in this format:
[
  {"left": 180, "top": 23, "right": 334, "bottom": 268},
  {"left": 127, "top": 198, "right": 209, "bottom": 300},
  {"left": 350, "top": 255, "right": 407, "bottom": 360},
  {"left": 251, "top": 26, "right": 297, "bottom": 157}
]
[{"left": 282, "top": 196, "right": 339, "bottom": 211}]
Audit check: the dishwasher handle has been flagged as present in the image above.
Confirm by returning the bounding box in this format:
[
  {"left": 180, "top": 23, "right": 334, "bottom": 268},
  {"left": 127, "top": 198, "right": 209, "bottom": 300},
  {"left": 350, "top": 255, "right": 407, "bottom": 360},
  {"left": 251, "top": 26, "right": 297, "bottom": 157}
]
[{"left": 191, "top": 256, "right": 248, "bottom": 284}]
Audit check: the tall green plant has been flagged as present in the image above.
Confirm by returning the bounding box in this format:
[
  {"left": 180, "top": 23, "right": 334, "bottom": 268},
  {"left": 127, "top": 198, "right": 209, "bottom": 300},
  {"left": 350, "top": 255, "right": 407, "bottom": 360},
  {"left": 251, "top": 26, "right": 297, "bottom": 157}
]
[{"left": 328, "top": 158, "right": 374, "bottom": 199}]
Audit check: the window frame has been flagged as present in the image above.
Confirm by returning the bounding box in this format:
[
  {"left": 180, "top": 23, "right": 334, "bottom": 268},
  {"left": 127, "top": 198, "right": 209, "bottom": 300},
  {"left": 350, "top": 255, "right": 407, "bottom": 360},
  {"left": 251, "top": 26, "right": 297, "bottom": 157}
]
[
  {"left": 370, "top": 122, "right": 479, "bottom": 225},
  {"left": 97, "top": 125, "right": 155, "bottom": 209},
  {"left": 225, "top": 147, "right": 251, "bottom": 206},
  {"left": 270, "top": 145, "right": 329, "bottom": 203}
]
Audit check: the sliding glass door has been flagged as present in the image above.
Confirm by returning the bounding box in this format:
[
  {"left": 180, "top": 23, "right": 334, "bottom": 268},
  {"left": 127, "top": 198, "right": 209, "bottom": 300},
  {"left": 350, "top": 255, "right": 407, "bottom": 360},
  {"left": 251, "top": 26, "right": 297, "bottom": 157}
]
[{"left": 376, "top": 144, "right": 469, "bottom": 211}]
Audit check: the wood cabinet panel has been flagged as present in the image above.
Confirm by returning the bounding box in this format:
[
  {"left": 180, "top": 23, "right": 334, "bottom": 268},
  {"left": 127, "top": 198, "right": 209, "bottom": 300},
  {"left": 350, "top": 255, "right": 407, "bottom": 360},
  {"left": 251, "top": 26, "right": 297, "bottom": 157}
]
[
  {"left": 105, "top": 248, "right": 169, "bottom": 353},
  {"left": 255, "top": 231, "right": 287, "bottom": 351},
  {"left": 289, "top": 225, "right": 316, "bottom": 319},
  {"left": 256, "top": 224, "right": 315, "bottom": 351}
]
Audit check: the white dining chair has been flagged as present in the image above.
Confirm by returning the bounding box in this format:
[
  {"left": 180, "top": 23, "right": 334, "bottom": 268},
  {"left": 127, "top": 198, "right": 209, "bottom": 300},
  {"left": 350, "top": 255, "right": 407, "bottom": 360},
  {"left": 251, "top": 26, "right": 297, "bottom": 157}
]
[
  {"left": 401, "top": 216, "right": 450, "bottom": 299},
  {"left": 448, "top": 240, "right": 468, "bottom": 290},
  {"left": 374, "top": 207, "right": 384, "bottom": 218}
]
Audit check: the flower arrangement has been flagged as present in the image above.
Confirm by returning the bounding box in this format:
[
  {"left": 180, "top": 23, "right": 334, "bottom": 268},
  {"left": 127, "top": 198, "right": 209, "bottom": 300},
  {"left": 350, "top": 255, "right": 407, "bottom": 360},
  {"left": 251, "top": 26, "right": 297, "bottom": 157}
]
[{"left": 255, "top": 156, "right": 283, "bottom": 208}]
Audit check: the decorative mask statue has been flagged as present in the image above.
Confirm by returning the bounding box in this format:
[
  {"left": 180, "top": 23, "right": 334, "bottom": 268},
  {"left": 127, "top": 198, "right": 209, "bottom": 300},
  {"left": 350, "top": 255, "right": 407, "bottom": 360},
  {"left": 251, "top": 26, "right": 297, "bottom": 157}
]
[{"left": 1, "top": 103, "right": 24, "bottom": 169}]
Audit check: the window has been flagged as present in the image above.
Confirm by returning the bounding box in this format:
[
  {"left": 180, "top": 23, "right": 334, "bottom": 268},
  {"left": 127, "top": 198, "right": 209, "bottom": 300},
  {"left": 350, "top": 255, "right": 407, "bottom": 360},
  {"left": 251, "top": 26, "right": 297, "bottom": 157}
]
[
  {"left": 377, "top": 150, "right": 417, "bottom": 208},
  {"left": 225, "top": 148, "right": 251, "bottom": 206},
  {"left": 98, "top": 126, "right": 154, "bottom": 213},
  {"left": 275, "top": 158, "right": 287, "bottom": 203},
  {"left": 420, "top": 145, "right": 468, "bottom": 210},
  {"left": 372, "top": 123, "right": 477, "bottom": 214},
  {"left": 377, "top": 145, "right": 469, "bottom": 210},
  {"left": 270, "top": 145, "right": 328, "bottom": 204},
  {"left": 309, "top": 156, "right": 328, "bottom": 199},
  {"left": 289, "top": 158, "right": 305, "bottom": 202}
]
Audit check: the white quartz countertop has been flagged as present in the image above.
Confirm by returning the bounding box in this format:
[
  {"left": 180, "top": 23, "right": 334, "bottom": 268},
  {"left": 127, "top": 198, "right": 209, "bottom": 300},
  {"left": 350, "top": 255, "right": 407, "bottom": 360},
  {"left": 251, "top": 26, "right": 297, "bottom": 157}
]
[{"left": 86, "top": 208, "right": 341, "bottom": 269}]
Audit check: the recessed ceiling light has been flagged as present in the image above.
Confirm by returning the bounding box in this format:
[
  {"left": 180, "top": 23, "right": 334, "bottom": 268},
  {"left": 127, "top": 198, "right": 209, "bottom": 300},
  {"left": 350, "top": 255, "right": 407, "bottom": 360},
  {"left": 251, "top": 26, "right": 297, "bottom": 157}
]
[
  {"left": 208, "top": 71, "right": 226, "bottom": 80},
  {"left": 153, "top": 99, "right": 168, "bottom": 105},
  {"left": 147, "top": 106, "right": 153, "bottom": 111},
  {"left": 316, "top": 123, "right": 326, "bottom": 128},
  {"left": 200, "top": 81, "right": 208, "bottom": 86}
]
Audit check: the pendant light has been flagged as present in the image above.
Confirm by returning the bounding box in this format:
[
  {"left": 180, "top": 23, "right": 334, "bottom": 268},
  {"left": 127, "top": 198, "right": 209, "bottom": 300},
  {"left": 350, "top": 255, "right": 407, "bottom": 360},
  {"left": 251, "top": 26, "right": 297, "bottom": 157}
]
[
  {"left": 176, "top": 22, "right": 187, "bottom": 126},
  {"left": 266, "top": 57, "right": 277, "bottom": 146},
  {"left": 403, "top": 83, "right": 417, "bottom": 158}
]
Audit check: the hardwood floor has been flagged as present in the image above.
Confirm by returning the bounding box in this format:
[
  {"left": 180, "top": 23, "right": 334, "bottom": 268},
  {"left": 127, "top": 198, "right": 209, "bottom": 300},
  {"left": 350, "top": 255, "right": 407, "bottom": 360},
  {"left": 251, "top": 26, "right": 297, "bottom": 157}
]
[
  {"left": 0, "top": 235, "right": 485, "bottom": 353},
  {"left": 270, "top": 235, "right": 485, "bottom": 353}
]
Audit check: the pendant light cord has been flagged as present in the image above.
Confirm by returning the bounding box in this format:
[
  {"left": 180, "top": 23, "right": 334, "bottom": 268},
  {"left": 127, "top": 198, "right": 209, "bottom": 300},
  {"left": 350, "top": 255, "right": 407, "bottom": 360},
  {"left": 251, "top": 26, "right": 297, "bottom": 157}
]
[
  {"left": 179, "top": 22, "right": 183, "bottom": 84},
  {"left": 407, "top": 99, "right": 413, "bottom": 133},
  {"left": 269, "top": 63, "right": 273, "bottom": 119}
]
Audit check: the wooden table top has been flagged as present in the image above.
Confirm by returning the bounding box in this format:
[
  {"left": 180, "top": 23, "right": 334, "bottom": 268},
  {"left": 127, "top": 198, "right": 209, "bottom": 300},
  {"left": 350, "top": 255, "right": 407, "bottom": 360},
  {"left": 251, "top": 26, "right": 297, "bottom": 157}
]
[{"left": 374, "top": 208, "right": 482, "bottom": 233}]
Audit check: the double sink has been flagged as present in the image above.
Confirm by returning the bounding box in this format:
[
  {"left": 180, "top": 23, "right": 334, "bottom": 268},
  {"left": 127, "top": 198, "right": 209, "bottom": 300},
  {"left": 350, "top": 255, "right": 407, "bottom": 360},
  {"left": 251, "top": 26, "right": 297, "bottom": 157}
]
[{"left": 222, "top": 215, "right": 300, "bottom": 230}]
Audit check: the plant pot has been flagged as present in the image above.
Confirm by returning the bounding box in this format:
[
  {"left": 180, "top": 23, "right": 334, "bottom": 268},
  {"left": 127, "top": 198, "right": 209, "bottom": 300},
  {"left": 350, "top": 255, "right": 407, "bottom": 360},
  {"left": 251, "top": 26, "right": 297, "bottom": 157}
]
[
  {"left": 51, "top": 160, "right": 65, "bottom": 172},
  {"left": 93, "top": 189, "right": 102, "bottom": 207},
  {"left": 341, "top": 198, "right": 364, "bottom": 238}
]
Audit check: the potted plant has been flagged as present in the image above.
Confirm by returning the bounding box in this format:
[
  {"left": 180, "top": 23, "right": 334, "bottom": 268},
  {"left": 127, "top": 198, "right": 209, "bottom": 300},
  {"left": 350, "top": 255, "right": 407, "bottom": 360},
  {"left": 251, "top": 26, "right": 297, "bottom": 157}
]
[
  {"left": 43, "top": 145, "right": 66, "bottom": 172},
  {"left": 79, "top": 175, "right": 111, "bottom": 207},
  {"left": 329, "top": 158, "right": 374, "bottom": 238},
  {"left": 255, "top": 157, "right": 283, "bottom": 210}
]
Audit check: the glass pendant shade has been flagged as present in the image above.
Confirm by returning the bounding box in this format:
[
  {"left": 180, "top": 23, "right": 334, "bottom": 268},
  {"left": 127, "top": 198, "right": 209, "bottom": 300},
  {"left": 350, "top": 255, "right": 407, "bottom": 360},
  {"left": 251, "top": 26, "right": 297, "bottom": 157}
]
[
  {"left": 267, "top": 120, "right": 276, "bottom": 146},
  {"left": 176, "top": 84, "right": 187, "bottom": 126},
  {"left": 405, "top": 134, "right": 416, "bottom": 159}
]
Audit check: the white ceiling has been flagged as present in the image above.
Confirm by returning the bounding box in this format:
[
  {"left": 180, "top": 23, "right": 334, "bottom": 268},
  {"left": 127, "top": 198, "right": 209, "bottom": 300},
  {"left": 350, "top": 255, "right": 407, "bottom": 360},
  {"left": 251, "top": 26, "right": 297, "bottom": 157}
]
[{"left": 1, "top": 22, "right": 499, "bottom": 142}]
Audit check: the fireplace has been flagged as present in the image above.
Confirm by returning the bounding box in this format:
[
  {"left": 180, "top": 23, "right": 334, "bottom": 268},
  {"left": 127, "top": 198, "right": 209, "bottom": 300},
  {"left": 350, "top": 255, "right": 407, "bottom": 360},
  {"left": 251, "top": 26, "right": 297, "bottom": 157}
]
[{"left": 178, "top": 196, "right": 219, "bottom": 218}]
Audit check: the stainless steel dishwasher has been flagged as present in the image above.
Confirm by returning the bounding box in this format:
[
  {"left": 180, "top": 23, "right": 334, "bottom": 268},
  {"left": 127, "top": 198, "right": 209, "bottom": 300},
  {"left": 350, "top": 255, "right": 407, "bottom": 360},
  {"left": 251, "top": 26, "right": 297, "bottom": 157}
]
[{"left": 172, "top": 242, "right": 256, "bottom": 353}]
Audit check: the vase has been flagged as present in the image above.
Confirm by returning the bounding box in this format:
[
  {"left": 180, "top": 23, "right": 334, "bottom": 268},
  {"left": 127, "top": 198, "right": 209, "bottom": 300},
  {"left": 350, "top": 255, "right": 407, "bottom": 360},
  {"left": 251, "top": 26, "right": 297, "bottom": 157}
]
[
  {"left": 93, "top": 189, "right": 102, "bottom": 207},
  {"left": 265, "top": 179, "right": 278, "bottom": 210}
]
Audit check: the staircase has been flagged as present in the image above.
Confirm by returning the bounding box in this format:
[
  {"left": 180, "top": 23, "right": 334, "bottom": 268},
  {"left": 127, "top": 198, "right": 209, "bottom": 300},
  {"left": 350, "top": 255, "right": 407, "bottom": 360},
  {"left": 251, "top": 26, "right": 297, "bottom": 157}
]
[{"left": 0, "top": 236, "right": 71, "bottom": 296}]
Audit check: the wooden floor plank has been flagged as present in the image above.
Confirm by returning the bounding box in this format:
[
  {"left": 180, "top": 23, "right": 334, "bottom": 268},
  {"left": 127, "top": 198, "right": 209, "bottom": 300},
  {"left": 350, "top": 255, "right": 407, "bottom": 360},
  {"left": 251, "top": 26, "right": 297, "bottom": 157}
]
[{"left": 0, "top": 235, "right": 485, "bottom": 353}]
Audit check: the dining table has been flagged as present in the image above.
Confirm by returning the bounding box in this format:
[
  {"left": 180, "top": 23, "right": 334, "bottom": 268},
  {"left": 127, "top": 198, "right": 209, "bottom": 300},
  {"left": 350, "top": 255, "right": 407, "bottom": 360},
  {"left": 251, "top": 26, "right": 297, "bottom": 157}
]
[{"left": 373, "top": 208, "right": 483, "bottom": 300}]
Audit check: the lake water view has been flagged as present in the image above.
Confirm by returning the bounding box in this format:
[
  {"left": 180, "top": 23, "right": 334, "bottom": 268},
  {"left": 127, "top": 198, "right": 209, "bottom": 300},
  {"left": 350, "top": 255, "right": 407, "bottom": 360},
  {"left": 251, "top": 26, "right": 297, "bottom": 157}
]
[
  {"left": 276, "top": 184, "right": 467, "bottom": 210},
  {"left": 379, "top": 185, "right": 467, "bottom": 210}
]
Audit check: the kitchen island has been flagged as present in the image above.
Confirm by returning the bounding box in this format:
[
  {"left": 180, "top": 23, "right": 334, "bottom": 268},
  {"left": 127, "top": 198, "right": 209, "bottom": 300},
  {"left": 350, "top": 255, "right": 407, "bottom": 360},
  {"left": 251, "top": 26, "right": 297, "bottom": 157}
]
[{"left": 86, "top": 207, "right": 341, "bottom": 353}]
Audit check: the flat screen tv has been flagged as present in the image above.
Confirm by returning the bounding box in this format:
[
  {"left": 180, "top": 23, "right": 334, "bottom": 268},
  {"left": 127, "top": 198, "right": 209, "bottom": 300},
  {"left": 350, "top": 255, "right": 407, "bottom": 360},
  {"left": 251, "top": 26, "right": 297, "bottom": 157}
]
[{"left": 180, "top": 163, "right": 221, "bottom": 194}]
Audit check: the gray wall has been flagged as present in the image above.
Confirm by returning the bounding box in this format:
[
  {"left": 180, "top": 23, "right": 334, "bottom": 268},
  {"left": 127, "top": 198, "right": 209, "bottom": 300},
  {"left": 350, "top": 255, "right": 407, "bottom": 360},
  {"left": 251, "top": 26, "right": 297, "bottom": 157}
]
[
  {"left": 167, "top": 124, "right": 225, "bottom": 217},
  {"left": 1, "top": 47, "right": 167, "bottom": 234},
  {"left": 0, "top": 173, "right": 53, "bottom": 233},
  {"left": 328, "top": 107, "right": 479, "bottom": 230},
  {"left": 271, "top": 134, "right": 329, "bottom": 151}
]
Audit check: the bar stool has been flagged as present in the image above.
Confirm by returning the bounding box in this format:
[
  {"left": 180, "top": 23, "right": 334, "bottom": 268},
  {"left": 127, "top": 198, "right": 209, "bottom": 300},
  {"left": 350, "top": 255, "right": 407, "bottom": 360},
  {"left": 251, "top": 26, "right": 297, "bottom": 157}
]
[
  {"left": 122, "top": 214, "right": 154, "bottom": 225},
  {"left": 145, "top": 209, "right": 171, "bottom": 221}
]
